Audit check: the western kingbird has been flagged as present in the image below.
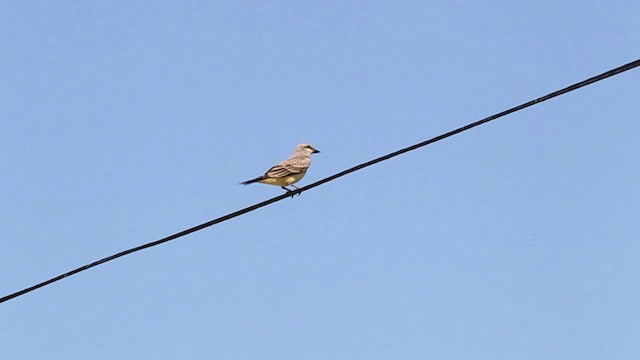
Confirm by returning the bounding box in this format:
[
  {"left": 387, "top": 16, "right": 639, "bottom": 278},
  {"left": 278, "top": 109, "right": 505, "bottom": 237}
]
[{"left": 241, "top": 143, "right": 320, "bottom": 194}]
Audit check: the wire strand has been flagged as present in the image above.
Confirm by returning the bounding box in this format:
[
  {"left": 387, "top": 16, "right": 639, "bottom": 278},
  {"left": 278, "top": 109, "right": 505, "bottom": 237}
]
[{"left": 2, "top": 59, "right": 639, "bottom": 305}]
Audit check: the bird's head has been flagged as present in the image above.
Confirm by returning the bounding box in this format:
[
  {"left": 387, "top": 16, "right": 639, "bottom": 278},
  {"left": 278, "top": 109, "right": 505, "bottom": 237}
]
[{"left": 296, "top": 143, "right": 321, "bottom": 155}]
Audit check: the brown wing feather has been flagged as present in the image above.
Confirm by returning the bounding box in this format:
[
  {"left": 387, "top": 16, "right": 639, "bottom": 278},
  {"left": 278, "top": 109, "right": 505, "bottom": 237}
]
[{"left": 265, "top": 157, "right": 310, "bottom": 178}]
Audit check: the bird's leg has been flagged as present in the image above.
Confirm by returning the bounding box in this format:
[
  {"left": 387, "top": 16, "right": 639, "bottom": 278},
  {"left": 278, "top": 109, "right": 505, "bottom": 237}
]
[
  {"left": 281, "top": 185, "right": 300, "bottom": 199},
  {"left": 281, "top": 186, "right": 295, "bottom": 198},
  {"left": 290, "top": 184, "right": 302, "bottom": 196}
]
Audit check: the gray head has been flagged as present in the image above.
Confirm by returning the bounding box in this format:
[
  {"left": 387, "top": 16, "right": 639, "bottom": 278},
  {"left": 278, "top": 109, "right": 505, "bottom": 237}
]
[{"left": 294, "top": 143, "right": 321, "bottom": 155}]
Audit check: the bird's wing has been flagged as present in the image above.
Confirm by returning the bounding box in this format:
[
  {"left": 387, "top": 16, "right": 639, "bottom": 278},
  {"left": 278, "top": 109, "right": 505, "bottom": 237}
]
[{"left": 265, "top": 157, "right": 310, "bottom": 178}]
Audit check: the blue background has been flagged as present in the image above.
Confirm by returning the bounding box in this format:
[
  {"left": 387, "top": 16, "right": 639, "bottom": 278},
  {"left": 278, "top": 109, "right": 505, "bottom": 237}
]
[{"left": 2, "top": 1, "right": 639, "bottom": 359}]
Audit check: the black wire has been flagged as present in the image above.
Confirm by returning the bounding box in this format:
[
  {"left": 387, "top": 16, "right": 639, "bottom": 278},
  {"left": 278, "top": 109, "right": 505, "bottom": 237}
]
[{"left": 2, "top": 59, "right": 639, "bottom": 305}]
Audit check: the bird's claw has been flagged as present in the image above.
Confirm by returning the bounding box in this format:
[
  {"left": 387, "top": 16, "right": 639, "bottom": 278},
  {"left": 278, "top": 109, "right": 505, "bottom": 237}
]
[{"left": 281, "top": 186, "right": 301, "bottom": 199}]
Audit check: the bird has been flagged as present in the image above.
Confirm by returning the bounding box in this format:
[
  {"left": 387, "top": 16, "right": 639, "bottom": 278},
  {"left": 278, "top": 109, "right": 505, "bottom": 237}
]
[{"left": 241, "top": 143, "right": 320, "bottom": 195}]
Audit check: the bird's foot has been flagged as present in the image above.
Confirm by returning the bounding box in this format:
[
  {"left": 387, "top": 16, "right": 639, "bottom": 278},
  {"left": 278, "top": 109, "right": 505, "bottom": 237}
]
[
  {"left": 290, "top": 185, "right": 302, "bottom": 198},
  {"left": 281, "top": 186, "right": 296, "bottom": 199},
  {"left": 281, "top": 186, "right": 302, "bottom": 199}
]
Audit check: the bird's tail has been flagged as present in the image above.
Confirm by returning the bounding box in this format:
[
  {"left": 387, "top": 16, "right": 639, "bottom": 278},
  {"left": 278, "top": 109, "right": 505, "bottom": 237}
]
[{"left": 240, "top": 176, "right": 264, "bottom": 185}]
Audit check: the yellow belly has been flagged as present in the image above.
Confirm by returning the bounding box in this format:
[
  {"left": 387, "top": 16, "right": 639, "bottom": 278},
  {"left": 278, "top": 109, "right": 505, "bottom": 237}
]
[{"left": 259, "top": 172, "right": 306, "bottom": 186}]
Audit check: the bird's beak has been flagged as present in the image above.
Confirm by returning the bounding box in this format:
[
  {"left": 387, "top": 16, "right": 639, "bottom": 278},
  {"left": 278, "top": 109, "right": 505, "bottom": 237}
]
[{"left": 312, "top": 149, "right": 321, "bottom": 154}]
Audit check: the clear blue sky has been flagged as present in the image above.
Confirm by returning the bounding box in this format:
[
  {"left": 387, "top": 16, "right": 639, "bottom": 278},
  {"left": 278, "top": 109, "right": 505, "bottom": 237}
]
[{"left": 2, "top": 1, "right": 639, "bottom": 359}]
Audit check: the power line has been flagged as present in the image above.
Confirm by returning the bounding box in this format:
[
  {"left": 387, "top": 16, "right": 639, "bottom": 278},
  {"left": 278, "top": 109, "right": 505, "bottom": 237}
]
[{"left": 2, "top": 59, "right": 639, "bottom": 305}]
